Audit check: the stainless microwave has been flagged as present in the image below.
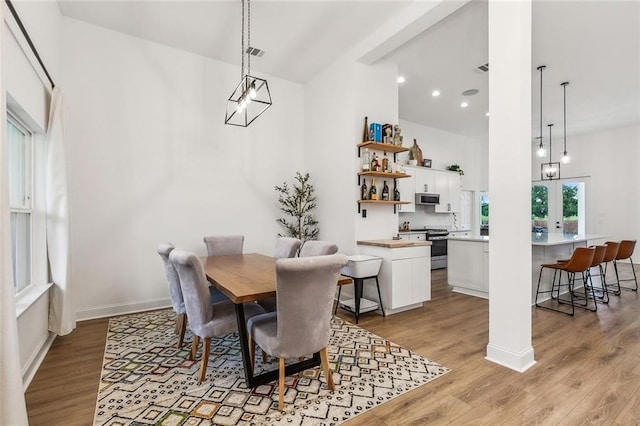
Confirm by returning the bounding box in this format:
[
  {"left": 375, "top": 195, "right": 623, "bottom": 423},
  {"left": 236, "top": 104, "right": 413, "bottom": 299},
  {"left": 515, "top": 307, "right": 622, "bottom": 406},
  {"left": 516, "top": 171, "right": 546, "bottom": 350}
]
[{"left": 415, "top": 193, "right": 440, "bottom": 205}]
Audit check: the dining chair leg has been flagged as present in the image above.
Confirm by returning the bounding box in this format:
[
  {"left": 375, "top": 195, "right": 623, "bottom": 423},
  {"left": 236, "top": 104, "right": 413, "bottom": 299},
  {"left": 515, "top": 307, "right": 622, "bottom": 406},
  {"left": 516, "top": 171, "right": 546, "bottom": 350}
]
[
  {"left": 174, "top": 315, "right": 181, "bottom": 335},
  {"left": 198, "top": 337, "right": 210, "bottom": 383},
  {"left": 190, "top": 335, "right": 199, "bottom": 361},
  {"left": 249, "top": 336, "right": 255, "bottom": 368},
  {"left": 320, "top": 347, "right": 335, "bottom": 391},
  {"left": 177, "top": 314, "right": 187, "bottom": 348},
  {"left": 278, "top": 358, "right": 285, "bottom": 412},
  {"left": 333, "top": 286, "right": 342, "bottom": 315}
]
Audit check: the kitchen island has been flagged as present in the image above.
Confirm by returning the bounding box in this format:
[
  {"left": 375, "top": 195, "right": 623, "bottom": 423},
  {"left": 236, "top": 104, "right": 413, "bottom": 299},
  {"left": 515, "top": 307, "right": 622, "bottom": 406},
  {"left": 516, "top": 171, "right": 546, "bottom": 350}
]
[
  {"left": 357, "top": 239, "right": 431, "bottom": 315},
  {"left": 448, "top": 233, "right": 607, "bottom": 302}
]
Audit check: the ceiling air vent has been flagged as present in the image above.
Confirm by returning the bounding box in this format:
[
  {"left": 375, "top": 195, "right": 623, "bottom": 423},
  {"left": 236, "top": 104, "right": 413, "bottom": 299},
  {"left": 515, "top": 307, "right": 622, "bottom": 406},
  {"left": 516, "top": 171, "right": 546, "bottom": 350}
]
[
  {"left": 246, "top": 46, "right": 265, "bottom": 57},
  {"left": 475, "top": 63, "right": 489, "bottom": 73}
]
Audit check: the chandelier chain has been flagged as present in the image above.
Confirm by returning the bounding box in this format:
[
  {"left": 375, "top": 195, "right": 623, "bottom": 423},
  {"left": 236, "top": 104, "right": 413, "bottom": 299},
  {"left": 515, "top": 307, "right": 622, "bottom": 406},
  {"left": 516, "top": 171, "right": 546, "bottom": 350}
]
[
  {"left": 248, "top": 0, "right": 251, "bottom": 76},
  {"left": 241, "top": 0, "right": 245, "bottom": 80}
]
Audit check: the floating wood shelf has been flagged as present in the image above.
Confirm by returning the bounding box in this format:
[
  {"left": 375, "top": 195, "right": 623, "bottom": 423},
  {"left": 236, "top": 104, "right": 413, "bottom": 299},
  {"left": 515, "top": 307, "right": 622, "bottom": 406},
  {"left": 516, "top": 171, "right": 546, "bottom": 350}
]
[
  {"left": 357, "top": 141, "right": 410, "bottom": 154},
  {"left": 357, "top": 171, "right": 411, "bottom": 179},
  {"left": 357, "top": 200, "right": 410, "bottom": 205}
]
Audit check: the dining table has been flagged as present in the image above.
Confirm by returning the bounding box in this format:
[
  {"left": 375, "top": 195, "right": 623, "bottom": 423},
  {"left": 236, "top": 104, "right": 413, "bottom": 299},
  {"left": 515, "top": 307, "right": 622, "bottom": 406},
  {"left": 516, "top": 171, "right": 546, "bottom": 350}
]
[{"left": 201, "top": 253, "right": 353, "bottom": 388}]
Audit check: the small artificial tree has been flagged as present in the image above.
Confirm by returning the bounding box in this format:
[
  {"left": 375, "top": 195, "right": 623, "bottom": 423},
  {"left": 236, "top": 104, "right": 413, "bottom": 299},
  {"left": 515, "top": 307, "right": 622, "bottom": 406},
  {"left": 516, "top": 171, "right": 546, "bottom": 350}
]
[{"left": 275, "top": 172, "right": 319, "bottom": 241}]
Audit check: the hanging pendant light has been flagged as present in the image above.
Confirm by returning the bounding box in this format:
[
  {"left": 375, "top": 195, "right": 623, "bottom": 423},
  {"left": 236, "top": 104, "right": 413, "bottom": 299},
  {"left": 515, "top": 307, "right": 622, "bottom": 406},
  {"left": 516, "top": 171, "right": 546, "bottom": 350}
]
[
  {"left": 561, "top": 81, "right": 570, "bottom": 164},
  {"left": 224, "top": 0, "right": 272, "bottom": 127},
  {"left": 541, "top": 123, "right": 560, "bottom": 180},
  {"left": 536, "top": 65, "right": 547, "bottom": 157}
]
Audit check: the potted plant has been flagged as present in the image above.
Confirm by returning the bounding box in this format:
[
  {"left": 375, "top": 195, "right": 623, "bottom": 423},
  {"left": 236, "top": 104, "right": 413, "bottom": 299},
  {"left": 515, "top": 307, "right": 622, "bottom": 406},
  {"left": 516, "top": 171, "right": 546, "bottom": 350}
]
[
  {"left": 275, "top": 172, "right": 319, "bottom": 241},
  {"left": 447, "top": 164, "right": 464, "bottom": 175}
]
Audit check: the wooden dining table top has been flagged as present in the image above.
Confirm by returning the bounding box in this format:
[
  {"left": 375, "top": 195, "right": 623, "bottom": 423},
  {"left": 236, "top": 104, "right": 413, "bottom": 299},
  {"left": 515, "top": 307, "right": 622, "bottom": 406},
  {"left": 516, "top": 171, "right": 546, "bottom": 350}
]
[{"left": 201, "top": 253, "right": 353, "bottom": 304}]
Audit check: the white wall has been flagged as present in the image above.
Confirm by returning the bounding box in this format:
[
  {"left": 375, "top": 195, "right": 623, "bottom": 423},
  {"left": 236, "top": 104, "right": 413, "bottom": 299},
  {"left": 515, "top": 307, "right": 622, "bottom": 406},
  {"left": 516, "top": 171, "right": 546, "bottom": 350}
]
[
  {"left": 304, "top": 58, "right": 399, "bottom": 254},
  {"left": 61, "top": 18, "right": 305, "bottom": 319},
  {"left": 532, "top": 124, "right": 640, "bottom": 241}
]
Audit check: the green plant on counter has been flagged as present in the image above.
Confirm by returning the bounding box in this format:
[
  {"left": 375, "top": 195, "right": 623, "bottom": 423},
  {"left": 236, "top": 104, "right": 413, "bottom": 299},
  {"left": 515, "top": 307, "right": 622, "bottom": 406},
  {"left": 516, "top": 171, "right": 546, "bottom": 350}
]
[
  {"left": 275, "top": 172, "right": 319, "bottom": 242},
  {"left": 447, "top": 164, "right": 464, "bottom": 175}
]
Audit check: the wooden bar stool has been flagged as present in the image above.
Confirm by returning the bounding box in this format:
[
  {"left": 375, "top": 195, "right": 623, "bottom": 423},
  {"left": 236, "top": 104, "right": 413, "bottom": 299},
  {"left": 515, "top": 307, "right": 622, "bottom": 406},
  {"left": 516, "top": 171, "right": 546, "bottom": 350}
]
[
  {"left": 614, "top": 240, "right": 637, "bottom": 291},
  {"left": 570, "top": 245, "right": 608, "bottom": 305},
  {"left": 603, "top": 241, "right": 622, "bottom": 296},
  {"left": 535, "top": 246, "right": 595, "bottom": 316}
]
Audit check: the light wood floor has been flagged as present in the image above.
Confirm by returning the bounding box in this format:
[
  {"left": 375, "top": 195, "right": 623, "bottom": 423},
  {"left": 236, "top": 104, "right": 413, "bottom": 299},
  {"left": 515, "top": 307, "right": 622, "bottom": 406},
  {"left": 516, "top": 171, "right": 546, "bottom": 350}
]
[{"left": 26, "top": 269, "right": 640, "bottom": 425}]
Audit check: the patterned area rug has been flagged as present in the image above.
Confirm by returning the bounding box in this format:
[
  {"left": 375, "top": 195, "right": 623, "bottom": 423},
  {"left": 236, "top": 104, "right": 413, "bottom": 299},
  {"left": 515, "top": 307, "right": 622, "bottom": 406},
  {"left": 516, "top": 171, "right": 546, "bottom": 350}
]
[{"left": 94, "top": 309, "right": 450, "bottom": 425}]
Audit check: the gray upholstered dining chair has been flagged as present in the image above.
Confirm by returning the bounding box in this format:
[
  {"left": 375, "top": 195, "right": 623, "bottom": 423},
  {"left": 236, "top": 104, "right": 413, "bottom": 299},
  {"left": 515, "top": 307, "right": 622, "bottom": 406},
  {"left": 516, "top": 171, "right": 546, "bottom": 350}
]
[
  {"left": 203, "top": 235, "right": 245, "bottom": 303},
  {"left": 247, "top": 254, "right": 348, "bottom": 411},
  {"left": 298, "top": 240, "right": 338, "bottom": 257},
  {"left": 273, "top": 236, "right": 303, "bottom": 259},
  {"left": 170, "top": 249, "right": 265, "bottom": 383},
  {"left": 157, "top": 243, "right": 188, "bottom": 347},
  {"left": 258, "top": 237, "right": 304, "bottom": 314},
  {"left": 203, "top": 235, "right": 244, "bottom": 256}
]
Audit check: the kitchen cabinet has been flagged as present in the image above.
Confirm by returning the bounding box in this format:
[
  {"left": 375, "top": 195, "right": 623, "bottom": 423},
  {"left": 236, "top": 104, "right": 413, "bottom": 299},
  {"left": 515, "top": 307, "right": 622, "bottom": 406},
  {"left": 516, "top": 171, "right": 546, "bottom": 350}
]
[
  {"left": 397, "top": 172, "right": 415, "bottom": 212},
  {"left": 357, "top": 242, "right": 431, "bottom": 315},
  {"left": 414, "top": 167, "right": 436, "bottom": 194},
  {"left": 401, "top": 166, "right": 461, "bottom": 214},
  {"left": 357, "top": 141, "right": 411, "bottom": 214},
  {"left": 447, "top": 239, "right": 489, "bottom": 298},
  {"left": 435, "top": 171, "right": 461, "bottom": 213}
]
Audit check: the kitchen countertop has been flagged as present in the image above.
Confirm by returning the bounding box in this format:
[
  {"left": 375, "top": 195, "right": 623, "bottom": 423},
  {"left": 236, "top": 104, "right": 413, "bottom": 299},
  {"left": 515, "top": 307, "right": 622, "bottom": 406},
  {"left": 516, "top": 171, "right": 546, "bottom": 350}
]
[
  {"left": 357, "top": 239, "right": 432, "bottom": 248},
  {"left": 448, "top": 233, "right": 607, "bottom": 245},
  {"left": 531, "top": 233, "right": 607, "bottom": 246},
  {"left": 448, "top": 235, "right": 489, "bottom": 242}
]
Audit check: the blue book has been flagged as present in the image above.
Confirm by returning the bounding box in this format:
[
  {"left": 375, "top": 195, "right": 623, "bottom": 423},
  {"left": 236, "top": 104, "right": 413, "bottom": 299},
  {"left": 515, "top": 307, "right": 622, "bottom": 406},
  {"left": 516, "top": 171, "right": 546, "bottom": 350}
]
[{"left": 369, "top": 123, "right": 382, "bottom": 142}]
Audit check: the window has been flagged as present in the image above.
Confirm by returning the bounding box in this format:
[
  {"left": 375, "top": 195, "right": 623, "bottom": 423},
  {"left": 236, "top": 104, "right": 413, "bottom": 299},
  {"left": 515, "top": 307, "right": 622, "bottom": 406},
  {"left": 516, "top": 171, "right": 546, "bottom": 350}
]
[
  {"left": 532, "top": 179, "right": 587, "bottom": 235},
  {"left": 7, "top": 113, "right": 33, "bottom": 294}
]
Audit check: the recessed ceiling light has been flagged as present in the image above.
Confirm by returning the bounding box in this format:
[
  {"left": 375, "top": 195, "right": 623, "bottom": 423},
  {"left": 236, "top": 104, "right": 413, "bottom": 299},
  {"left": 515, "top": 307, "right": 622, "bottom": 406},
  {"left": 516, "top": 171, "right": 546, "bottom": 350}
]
[
  {"left": 397, "top": 76, "right": 406, "bottom": 84},
  {"left": 485, "top": 112, "right": 490, "bottom": 117},
  {"left": 460, "top": 102, "right": 469, "bottom": 108},
  {"left": 463, "top": 89, "right": 479, "bottom": 96},
  {"left": 432, "top": 90, "right": 440, "bottom": 97}
]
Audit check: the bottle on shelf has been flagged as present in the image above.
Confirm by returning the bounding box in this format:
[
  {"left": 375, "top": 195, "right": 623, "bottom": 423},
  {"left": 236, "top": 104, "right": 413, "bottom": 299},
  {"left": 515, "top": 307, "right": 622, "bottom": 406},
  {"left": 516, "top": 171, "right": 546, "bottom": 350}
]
[
  {"left": 369, "top": 178, "right": 378, "bottom": 200},
  {"left": 362, "top": 116, "right": 370, "bottom": 142},
  {"left": 371, "top": 153, "right": 381, "bottom": 172},
  {"left": 393, "top": 183, "right": 401, "bottom": 201},
  {"left": 381, "top": 152, "right": 389, "bottom": 173},
  {"left": 361, "top": 179, "right": 368, "bottom": 200},
  {"left": 382, "top": 181, "right": 390, "bottom": 201},
  {"left": 361, "top": 148, "right": 371, "bottom": 172}
]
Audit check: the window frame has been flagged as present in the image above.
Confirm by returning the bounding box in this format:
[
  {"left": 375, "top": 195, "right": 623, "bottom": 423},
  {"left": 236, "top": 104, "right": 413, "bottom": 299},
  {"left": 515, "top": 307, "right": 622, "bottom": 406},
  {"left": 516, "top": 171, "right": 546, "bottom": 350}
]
[{"left": 7, "top": 110, "right": 35, "bottom": 295}]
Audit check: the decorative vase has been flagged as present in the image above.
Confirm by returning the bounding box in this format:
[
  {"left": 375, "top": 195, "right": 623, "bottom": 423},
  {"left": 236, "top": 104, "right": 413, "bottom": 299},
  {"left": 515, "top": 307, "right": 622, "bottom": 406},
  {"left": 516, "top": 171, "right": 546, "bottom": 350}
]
[
  {"left": 408, "top": 159, "right": 418, "bottom": 166},
  {"left": 411, "top": 139, "right": 424, "bottom": 165}
]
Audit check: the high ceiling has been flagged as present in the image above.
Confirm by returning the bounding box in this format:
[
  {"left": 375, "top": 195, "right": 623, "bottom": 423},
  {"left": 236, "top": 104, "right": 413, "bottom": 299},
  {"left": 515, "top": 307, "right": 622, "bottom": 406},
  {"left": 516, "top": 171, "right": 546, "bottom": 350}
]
[
  {"left": 384, "top": 0, "right": 640, "bottom": 141},
  {"left": 58, "top": 1, "right": 639, "bottom": 141}
]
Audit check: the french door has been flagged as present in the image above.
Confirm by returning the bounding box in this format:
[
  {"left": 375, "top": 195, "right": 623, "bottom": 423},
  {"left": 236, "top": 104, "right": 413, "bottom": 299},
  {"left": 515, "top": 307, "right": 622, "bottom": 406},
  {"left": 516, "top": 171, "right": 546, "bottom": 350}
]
[{"left": 531, "top": 178, "right": 588, "bottom": 235}]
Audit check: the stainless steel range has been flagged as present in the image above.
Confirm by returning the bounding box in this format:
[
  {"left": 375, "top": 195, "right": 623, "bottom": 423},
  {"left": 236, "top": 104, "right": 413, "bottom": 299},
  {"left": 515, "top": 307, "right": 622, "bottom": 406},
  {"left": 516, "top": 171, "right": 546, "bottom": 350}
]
[{"left": 426, "top": 228, "right": 449, "bottom": 270}]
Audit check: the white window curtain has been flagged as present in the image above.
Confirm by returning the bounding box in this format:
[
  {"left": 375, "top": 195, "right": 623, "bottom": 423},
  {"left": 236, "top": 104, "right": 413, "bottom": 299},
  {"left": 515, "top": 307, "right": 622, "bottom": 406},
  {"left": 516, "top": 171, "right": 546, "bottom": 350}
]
[
  {"left": 46, "top": 87, "right": 74, "bottom": 336},
  {"left": 0, "top": 7, "right": 29, "bottom": 421}
]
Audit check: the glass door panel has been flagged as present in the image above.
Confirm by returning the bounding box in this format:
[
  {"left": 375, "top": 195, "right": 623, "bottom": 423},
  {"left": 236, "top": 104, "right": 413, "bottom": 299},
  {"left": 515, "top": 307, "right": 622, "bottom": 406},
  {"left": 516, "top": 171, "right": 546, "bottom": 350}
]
[
  {"left": 531, "top": 184, "right": 549, "bottom": 232},
  {"left": 532, "top": 179, "right": 587, "bottom": 235}
]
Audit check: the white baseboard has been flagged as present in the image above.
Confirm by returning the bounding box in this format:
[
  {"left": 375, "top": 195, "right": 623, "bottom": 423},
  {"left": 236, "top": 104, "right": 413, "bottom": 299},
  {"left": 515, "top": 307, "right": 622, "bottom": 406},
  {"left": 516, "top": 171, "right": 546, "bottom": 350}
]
[
  {"left": 485, "top": 343, "right": 536, "bottom": 372},
  {"left": 76, "top": 298, "right": 172, "bottom": 321},
  {"left": 451, "top": 287, "right": 489, "bottom": 299},
  {"left": 23, "top": 331, "right": 56, "bottom": 390}
]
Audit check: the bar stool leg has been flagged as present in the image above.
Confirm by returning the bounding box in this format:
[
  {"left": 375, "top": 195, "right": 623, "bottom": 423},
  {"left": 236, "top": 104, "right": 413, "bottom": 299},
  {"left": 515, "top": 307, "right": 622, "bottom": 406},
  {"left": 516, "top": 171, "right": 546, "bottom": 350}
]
[
  {"left": 374, "top": 277, "right": 385, "bottom": 317},
  {"left": 354, "top": 278, "right": 363, "bottom": 324},
  {"left": 614, "top": 258, "right": 638, "bottom": 291},
  {"left": 333, "top": 286, "right": 342, "bottom": 315}
]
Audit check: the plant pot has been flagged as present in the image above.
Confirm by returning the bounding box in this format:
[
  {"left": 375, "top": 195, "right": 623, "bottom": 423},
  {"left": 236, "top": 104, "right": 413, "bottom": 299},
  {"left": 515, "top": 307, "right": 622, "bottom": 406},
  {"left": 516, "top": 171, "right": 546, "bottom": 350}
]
[{"left": 408, "top": 159, "right": 418, "bottom": 166}]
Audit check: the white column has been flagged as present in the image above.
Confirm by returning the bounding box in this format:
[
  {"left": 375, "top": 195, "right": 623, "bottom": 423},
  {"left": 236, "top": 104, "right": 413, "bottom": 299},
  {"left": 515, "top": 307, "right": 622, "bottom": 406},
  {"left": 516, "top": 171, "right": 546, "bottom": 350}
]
[{"left": 486, "top": 0, "right": 536, "bottom": 372}]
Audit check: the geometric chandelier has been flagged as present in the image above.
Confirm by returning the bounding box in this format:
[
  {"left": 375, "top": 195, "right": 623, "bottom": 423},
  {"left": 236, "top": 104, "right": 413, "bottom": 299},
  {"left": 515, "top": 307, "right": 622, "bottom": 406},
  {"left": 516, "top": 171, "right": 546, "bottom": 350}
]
[
  {"left": 541, "top": 123, "right": 560, "bottom": 180},
  {"left": 224, "top": 0, "right": 272, "bottom": 127}
]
